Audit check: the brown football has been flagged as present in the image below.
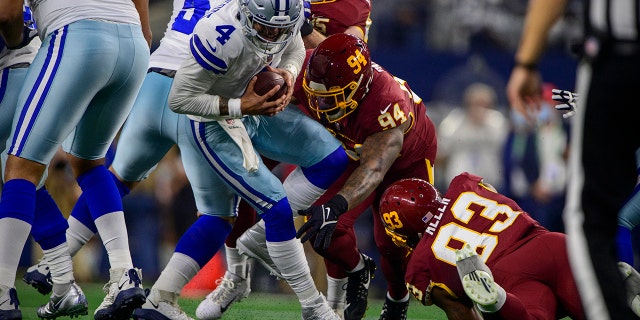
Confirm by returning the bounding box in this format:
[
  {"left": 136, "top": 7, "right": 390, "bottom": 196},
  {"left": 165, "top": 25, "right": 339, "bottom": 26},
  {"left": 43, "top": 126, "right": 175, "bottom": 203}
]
[{"left": 253, "top": 71, "right": 287, "bottom": 102}]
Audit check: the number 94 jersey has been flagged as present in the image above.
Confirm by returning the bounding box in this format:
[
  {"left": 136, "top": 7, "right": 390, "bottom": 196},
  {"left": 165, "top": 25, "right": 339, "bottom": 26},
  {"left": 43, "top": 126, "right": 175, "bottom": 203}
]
[
  {"left": 294, "top": 56, "right": 437, "bottom": 187},
  {"left": 405, "top": 172, "right": 548, "bottom": 306}
]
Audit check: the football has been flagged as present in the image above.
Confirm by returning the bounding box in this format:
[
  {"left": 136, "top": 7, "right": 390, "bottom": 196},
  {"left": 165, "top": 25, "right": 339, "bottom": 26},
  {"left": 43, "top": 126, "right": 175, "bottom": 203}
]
[{"left": 253, "top": 71, "right": 287, "bottom": 102}]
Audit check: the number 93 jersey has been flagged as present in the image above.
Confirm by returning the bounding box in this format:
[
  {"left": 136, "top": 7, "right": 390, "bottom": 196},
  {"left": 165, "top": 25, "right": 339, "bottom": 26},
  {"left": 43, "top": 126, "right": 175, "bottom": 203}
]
[{"left": 404, "top": 172, "right": 548, "bottom": 306}]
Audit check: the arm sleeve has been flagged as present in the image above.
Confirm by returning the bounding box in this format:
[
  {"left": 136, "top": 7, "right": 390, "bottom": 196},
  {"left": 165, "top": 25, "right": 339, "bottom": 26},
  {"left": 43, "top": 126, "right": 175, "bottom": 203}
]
[
  {"left": 168, "top": 57, "right": 226, "bottom": 119},
  {"left": 277, "top": 34, "right": 305, "bottom": 80},
  {"left": 168, "top": 25, "right": 231, "bottom": 120}
]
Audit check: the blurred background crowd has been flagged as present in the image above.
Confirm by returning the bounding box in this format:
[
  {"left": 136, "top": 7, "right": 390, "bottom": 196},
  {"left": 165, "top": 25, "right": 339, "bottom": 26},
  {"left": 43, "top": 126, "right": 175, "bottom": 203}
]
[{"left": 14, "top": 0, "right": 624, "bottom": 301}]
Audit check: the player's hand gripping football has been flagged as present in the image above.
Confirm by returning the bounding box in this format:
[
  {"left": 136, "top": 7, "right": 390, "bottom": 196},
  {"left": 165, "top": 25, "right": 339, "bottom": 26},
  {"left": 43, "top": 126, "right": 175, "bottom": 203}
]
[
  {"left": 296, "top": 196, "right": 348, "bottom": 250},
  {"left": 552, "top": 89, "right": 579, "bottom": 118}
]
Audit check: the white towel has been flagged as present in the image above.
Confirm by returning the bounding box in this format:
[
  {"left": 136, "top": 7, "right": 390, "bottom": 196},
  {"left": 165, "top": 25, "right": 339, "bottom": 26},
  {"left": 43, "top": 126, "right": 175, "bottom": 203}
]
[{"left": 218, "top": 119, "right": 260, "bottom": 172}]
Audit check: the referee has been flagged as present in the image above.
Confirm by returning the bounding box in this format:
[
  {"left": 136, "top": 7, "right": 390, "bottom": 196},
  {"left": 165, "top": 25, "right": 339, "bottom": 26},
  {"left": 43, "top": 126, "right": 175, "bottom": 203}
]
[{"left": 506, "top": 0, "right": 640, "bottom": 319}]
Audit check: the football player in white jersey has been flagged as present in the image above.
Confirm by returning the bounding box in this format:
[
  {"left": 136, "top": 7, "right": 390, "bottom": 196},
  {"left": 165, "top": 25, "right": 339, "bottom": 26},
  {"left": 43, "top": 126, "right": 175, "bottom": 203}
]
[
  {"left": 1, "top": 4, "right": 91, "bottom": 319},
  {"left": 0, "top": 0, "right": 150, "bottom": 319},
  {"left": 166, "top": 0, "right": 348, "bottom": 319},
  {"left": 21, "top": 0, "right": 346, "bottom": 319}
]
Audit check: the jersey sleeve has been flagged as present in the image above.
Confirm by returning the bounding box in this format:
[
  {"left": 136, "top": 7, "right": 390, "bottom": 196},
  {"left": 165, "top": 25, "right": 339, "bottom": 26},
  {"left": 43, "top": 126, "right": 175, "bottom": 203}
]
[{"left": 189, "top": 19, "right": 230, "bottom": 75}]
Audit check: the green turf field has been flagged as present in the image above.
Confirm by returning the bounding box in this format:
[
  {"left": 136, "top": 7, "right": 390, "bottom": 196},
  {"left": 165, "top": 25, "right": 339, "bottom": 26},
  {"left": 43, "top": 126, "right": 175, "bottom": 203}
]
[{"left": 16, "top": 281, "right": 448, "bottom": 320}]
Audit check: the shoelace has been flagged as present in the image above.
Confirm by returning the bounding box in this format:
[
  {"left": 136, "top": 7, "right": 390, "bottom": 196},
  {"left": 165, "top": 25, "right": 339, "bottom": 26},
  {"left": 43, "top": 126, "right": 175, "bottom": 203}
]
[
  {"left": 345, "top": 268, "right": 369, "bottom": 302},
  {"left": 101, "top": 282, "right": 116, "bottom": 304},
  {"left": 212, "top": 277, "right": 237, "bottom": 302}
]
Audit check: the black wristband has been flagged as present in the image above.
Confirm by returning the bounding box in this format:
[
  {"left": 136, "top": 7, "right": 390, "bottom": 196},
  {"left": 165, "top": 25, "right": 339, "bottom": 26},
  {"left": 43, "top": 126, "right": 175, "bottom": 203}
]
[
  {"left": 300, "top": 19, "right": 314, "bottom": 37},
  {"left": 327, "top": 194, "right": 349, "bottom": 216},
  {"left": 514, "top": 60, "right": 538, "bottom": 71}
]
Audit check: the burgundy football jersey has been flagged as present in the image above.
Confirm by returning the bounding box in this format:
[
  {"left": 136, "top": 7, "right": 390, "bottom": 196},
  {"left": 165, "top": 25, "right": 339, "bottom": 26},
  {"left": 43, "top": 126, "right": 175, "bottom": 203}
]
[
  {"left": 309, "top": 0, "right": 371, "bottom": 40},
  {"left": 294, "top": 54, "right": 437, "bottom": 191},
  {"left": 404, "top": 172, "right": 548, "bottom": 306}
]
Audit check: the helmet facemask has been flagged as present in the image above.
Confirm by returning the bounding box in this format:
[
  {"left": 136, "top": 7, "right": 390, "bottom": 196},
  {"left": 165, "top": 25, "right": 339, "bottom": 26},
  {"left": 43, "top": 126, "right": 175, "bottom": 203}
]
[
  {"left": 303, "top": 72, "right": 363, "bottom": 122},
  {"left": 302, "top": 33, "right": 373, "bottom": 123},
  {"left": 239, "top": 0, "right": 301, "bottom": 55}
]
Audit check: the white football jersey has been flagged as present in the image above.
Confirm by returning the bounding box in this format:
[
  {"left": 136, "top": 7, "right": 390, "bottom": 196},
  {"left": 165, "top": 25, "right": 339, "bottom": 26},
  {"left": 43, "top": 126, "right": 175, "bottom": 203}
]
[
  {"left": 169, "top": 0, "right": 305, "bottom": 122},
  {"left": 149, "top": 0, "right": 218, "bottom": 71},
  {"left": 27, "top": 0, "right": 140, "bottom": 38},
  {"left": 0, "top": 4, "right": 40, "bottom": 69}
]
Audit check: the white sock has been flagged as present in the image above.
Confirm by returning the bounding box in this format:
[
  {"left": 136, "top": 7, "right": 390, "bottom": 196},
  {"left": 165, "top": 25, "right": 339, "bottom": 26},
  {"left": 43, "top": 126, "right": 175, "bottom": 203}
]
[
  {"left": 153, "top": 252, "right": 200, "bottom": 294},
  {"left": 387, "top": 292, "right": 410, "bottom": 302},
  {"left": 283, "top": 168, "right": 326, "bottom": 215},
  {"left": 43, "top": 243, "right": 75, "bottom": 296},
  {"left": 266, "top": 238, "right": 319, "bottom": 304},
  {"left": 66, "top": 216, "right": 96, "bottom": 257},
  {"left": 94, "top": 211, "right": 132, "bottom": 269},
  {"left": 225, "top": 245, "right": 248, "bottom": 279},
  {"left": 326, "top": 275, "right": 347, "bottom": 310},
  {"left": 0, "top": 218, "right": 31, "bottom": 287}
]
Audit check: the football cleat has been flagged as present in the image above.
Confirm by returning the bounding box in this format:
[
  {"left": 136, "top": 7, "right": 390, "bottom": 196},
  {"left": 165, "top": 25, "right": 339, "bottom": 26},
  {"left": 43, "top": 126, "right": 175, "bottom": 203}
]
[
  {"left": 344, "top": 254, "right": 376, "bottom": 320},
  {"left": 132, "top": 289, "right": 193, "bottom": 320},
  {"left": 37, "top": 282, "right": 88, "bottom": 319},
  {"left": 618, "top": 262, "right": 640, "bottom": 317},
  {"left": 0, "top": 286, "right": 21, "bottom": 320},
  {"left": 23, "top": 261, "right": 53, "bottom": 295},
  {"left": 301, "top": 294, "right": 342, "bottom": 320},
  {"left": 195, "top": 271, "right": 251, "bottom": 320},
  {"left": 236, "top": 221, "right": 282, "bottom": 279},
  {"left": 378, "top": 296, "right": 408, "bottom": 320},
  {"left": 455, "top": 244, "right": 499, "bottom": 308},
  {"left": 94, "top": 268, "right": 146, "bottom": 320}
]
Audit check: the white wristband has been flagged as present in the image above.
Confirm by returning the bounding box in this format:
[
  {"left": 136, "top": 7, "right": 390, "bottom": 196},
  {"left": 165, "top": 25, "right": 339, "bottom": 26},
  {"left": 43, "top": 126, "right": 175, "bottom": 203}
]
[{"left": 228, "top": 98, "right": 242, "bottom": 118}]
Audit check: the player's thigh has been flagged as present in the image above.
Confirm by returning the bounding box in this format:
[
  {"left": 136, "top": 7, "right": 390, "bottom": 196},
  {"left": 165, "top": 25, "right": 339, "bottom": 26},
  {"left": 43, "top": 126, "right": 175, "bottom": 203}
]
[
  {"left": 67, "top": 21, "right": 149, "bottom": 160},
  {"left": 250, "top": 106, "right": 341, "bottom": 167},
  {"left": 184, "top": 120, "right": 286, "bottom": 214},
  {"left": 13, "top": 20, "right": 147, "bottom": 163},
  {"left": 111, "top": 73, "right": 175, "bottom": 182},
  {"left": 0, "top": 67, "right": 27, "bottom": 153},
  {"left": 177, "top": 135, "right": 238, "bottom": 217}
]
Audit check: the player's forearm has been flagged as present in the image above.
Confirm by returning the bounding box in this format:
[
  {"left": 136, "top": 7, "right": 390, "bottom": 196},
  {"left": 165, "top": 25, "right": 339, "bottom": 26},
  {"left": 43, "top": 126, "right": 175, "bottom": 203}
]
[
  {"left": 339, "top": 136, "right": 402, "bottom": 210},
  {"left": 515, "top": 0, "right": 567, "bottom": 66},
  {"left": 302, "top": 29, "right": 326, "bottom": 49},
  {"left": 131, "top": 0, "right": 152, "bottom": 47},
  {"left": 279, "top": 34, "right": 304, "bottom": 80}
]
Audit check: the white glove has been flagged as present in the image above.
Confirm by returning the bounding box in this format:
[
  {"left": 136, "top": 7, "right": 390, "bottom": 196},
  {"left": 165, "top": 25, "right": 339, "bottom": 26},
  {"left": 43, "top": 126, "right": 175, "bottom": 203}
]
[{"left": 552, "top": 89, "right": 579, "bottom": 119}]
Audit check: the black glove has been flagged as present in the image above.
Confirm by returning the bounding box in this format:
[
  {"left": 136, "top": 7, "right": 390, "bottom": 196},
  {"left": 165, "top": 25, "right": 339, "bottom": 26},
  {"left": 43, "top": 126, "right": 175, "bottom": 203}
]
[{"left": 296, "top": 195, "right": 348, "bottom": 250}]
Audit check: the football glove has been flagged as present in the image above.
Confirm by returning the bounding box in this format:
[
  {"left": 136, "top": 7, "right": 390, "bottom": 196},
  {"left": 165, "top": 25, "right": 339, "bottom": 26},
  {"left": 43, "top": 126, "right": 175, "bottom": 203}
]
[
  {"left": 296, "top": 195, "right": 348, "bottom": 250},
  {"left": 552, "top": 89, "right": 579, "bottom": 119}
]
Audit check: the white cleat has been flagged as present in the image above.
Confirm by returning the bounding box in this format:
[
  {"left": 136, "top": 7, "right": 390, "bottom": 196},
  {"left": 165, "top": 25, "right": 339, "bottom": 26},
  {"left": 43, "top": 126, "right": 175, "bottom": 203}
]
[
  {"left": 455, "top": 244, "right": 499, "bottom": 308},
  {"left": 618, "top": 262, "right": 640, "bottom": 317},
  {"left": 236, "top": 221, "right": 283, "bottom": 279},
  {"left": 132, "top": 289, "right": 193, "bottom": 320},
  {"left": 94, "top": 268, "right": 146, "bottom": 320},
  {"left": 195, "top": 271, "right": 250, "bottom": 320},
  {"left": 301, "top": 294, "right": 342, "bottom": 320}
]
